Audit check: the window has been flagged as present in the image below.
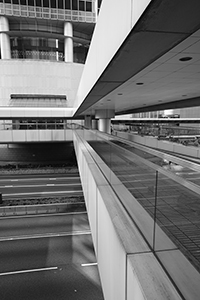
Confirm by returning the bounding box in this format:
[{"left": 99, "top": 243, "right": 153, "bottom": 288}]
[
  {"left": 58, "top": 0, "right": 63, "bottom": 9},
  {"left": 28, "top": 0, "right": 34, "bottom": 6},
  {"left": 48, "top": 38, "right": 56, "bottom": 48},
  {"left": 50, "top": 0, "right": 56, "bottom": 8},
  {"left": 86, "top": 1, "right": 91, "bottom": 11},
  {"left": 35, "top": 0, "right": 41, "bottom": 6},
  {"left": 65, "top": 0, "right": 70, "bottom": 9},
  {"left": 20, "top": 0, "right": 27, "bottom": 4},
  {"left": 12, "top": 0, "right": 19, "bottom": 4},
  {"left": 31, "top": 38, "right": 39, "bottom": 47},
  {"left": 79, "top": 0, "right": 84, "bottom": 11},
  {"left": 43, "top": 0, "right": 49, "bottom": 7},
  {"left": 72, "top": 0, "right": 77, "bottom": 10}
]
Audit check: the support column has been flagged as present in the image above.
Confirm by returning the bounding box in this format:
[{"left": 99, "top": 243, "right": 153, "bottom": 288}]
[
  {"left": 95, "top": 109, "right": 115, "bottom": 134},
  {"left": 64, "top": 22, "right": 73, "bottom": 63},
  {"left": 84, "top": 115, "right": 92, "bottom": 129},
  {"left": 92, "top": 119, "right": 98, "bottom": 130},
  {"left": 0, "top": 16, "right": 11, "bottom": 59},
  {"left": 98, "top": 118, "right": 111, "bottom": 133}
]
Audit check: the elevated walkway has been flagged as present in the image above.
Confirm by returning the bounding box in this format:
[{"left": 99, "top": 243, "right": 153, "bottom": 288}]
[{"left": 73, "top": 129, "right": 200, "bottom": 300}]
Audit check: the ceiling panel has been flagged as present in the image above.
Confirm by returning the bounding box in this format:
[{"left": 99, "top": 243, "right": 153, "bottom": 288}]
[{"left": 87, "top": 31, "right": 200, "bottom": 115}]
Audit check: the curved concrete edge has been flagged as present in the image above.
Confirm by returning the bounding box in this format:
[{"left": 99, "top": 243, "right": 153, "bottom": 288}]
[
  {"left": 73, "top": 130, "right": 184, "bottom": 300},
  {"left": 127, "top": 253, "right": 182, "bottom": 300}
]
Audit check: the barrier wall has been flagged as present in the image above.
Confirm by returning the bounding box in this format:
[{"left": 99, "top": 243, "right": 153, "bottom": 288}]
[
  {"left": 0, "top": 129, "right": 73, "bottom": 143},
  {"left": 73, "top": 130, "right": 183, "bottom": 300},
  {"left": 115, "top": 131, "right": 200, "bottom": 158}
]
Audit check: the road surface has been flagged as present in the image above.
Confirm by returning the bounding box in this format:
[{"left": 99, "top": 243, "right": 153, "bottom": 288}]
[
  {"left": 0, "top": 213, "right": 104, "bottom": 300},
  {"left": 0, "top": 173, "right": 83, "bottom": 199}
]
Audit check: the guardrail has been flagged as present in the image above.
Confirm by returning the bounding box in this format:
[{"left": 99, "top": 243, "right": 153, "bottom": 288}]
[{"left": 0, "top": 202, "right": 85, "bottom": 217}]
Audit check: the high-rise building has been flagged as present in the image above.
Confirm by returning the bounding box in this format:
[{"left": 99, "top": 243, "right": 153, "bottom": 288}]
[{"left": 0, "top": 0, "right": 100, "bottom": 111}]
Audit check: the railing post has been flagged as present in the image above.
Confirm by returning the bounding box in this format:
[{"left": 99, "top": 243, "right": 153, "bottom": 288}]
[{"left": 153, "top": 170, "right": 158, "bottom": 252}]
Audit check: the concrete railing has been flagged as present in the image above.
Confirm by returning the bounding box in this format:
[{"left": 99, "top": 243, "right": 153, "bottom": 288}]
[
  {"left": 73, "top": 130, "right": 189, "bottom": 300},
  {"left": 0, "top": 129, "right": 74, "bottom": 143},
  {"left": 115, "top": 131, "right": 200, "bottom": 158}
]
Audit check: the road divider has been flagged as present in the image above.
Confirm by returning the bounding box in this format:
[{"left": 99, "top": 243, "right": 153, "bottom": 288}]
[{"left": 0, "top": 202, "right": 86, "bottom": 217}]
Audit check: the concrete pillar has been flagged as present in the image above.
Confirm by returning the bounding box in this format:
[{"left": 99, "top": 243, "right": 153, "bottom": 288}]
[
  {"left": 84, "top": 115, "right": 92, "bottom": 129},
  {"left": 92, "top": 119, "right": 98, "bottom": 130},
  {"left": 95, "top": 109, "right": 115, "bottom": 134},
  {"left": 64, "top": 22, "right": 73, "bottom": 63},
  {"left": 0, "top": 16, "right": 11, "bottom": 59},
  {"left": 93, "top": 0, "right": 98, "bottom": 20},
  {"left": 98, "top": 118, "right": 111, "bottom": 133}
]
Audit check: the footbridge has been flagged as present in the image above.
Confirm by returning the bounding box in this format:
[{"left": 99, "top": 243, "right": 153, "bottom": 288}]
[{"left": 74, "top": 129, "right": 200, "bottom": 300}]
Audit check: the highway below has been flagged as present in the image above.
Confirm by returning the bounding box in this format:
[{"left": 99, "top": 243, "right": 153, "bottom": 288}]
[
  {"left": 0, "top": 173, "right": 83, "bottom": 200},
  {"left": 0, "top": 213, "right": 104, "bottom": 300}
]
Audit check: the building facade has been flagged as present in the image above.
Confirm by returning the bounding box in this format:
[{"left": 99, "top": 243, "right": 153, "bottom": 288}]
[{"left": 0, "top": 0, "right": 100, "bottom": 111}]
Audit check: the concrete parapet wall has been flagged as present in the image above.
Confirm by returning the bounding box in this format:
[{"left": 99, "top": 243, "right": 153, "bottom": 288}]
[
  {"left": 0, "top": 129, "right": 73, "bottom": 143},
  {"left": 73, "top": 130, "right": 183, "bottom": 300},
  {"left": 115, "top": 131, "right": 200, "bottom": 158}
]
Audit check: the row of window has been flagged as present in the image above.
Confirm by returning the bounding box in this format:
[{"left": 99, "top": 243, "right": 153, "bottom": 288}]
[
  {"left": 10, "top": 22, "right": 63, "bottom": 34},
  {"left": 11, "top": 37, "right": 63, "bottom": 50},
  {"left": 0, "top": 0, "right": 93, "bottom": 11},
  {"left": 10, "top": 37, "right": 89, "bottom": 63},
  {"left": 3, "top": 120, "right": 84, "bottom": 130}
]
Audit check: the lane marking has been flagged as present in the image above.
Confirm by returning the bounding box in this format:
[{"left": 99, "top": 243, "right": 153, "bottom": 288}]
[
  {"left": 0, "top": 177, "right": 80, "bottom": 182},
  {"left": 0, "top": 267, "right": 58, "bottom": 276},
  {"left": 2, "top": 183, "right": 82, "bottom": 188},
  {"left": 0, "top": 230, "right": 91, "bottom": 241},
  {"left": 81, "top": 262, "right": 97, "bottom": 267}
]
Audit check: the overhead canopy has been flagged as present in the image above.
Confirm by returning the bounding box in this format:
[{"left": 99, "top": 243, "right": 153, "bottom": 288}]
[{"left": 74, "top": 0, "right": 200, "bottom": 117}]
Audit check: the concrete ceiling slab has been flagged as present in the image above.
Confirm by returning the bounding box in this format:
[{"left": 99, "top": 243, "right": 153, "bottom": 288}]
[{"left": 74, "top": 0, "right": 200, "bottom": 117}]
